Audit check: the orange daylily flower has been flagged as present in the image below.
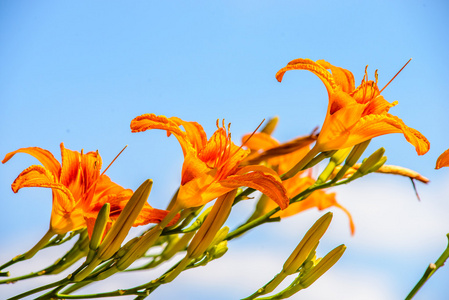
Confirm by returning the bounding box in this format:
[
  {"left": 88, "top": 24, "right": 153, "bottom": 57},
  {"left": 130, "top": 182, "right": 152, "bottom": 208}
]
[
  {"left": 2, "top": 143, "right": 173, "bottom": 236},
  {"left": 276, "top": 58, "right": 430, "bottom": 155},
  {"left": 436, "top": 149, "right": 449, "bottom": 169},
  {"left": 243, "top": 132, "right": 355, "bottom": 234},
  {"left": 130, "top": 114, "right": 289, "bottom": 210}
]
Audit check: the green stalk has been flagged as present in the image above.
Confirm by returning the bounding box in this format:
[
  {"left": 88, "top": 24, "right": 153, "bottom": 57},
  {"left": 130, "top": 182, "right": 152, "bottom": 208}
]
[{"left": 405, "top": 234, "right": 449, "bottom": 300}]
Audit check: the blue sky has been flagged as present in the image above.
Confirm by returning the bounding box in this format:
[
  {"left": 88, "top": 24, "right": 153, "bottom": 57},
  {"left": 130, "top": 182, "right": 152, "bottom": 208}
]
[{"left": 1, "top": 1, "right": 448, "bottom": 299}]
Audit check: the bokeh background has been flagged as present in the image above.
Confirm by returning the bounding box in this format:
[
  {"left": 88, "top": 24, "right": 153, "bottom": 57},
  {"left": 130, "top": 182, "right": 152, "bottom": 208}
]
[{"left": 1, "top": 1, "right": 448, "bottom": 299}]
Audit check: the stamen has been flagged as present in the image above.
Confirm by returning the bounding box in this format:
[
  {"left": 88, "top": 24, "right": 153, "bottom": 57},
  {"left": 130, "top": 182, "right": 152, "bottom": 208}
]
[
  {"left": 362, "top": 65, "right": 369, "bottom": 84},
  {"left": 215, "top": 119, "right": 265, "bottom": 178},
  {"left": 241, "top": 119, "right": 265, "bottom": 148},
  {"left": 81, "top": 145, "right": 128, "bottom": 201},
  {"left": 101, "top": 145, "right": 128, "bottom": 176},
  {"left": 379, "top": 58, "right": 412, "bottom": 94}
]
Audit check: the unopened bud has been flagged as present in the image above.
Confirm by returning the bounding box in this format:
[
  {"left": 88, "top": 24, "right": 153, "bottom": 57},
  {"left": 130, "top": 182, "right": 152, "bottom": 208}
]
[
  {"left": 300, "top": 244, "right": 346, "bottom": 288},
  {"left": 317, "top": 148, "right": 352, "bottom": 183},
  {"left": 261, "top": 116, "right": 279, "bottom": 135},
  {"left": 283, "top": 212, "right": 332, "bottom": 275},
  {"left": 346, "top": 140, "right": 371, "bottom": 167},
  {"left": 357, "top": 148, "right": 385, "bottom": 174},
  {"left": 73, "top": 180, "right": 153, "bottom": 282},
  {"left": 97, "top": 179, "right": 153, "bottom": 260},
  {"left": 187, "top": 191, "right": 235, "bottom": 259},
  {"left": 211, "top": 240, "right": 228, "bottom": 259},
  {"left": 85, "top": 203, "right": 110, "bottom": 264}
]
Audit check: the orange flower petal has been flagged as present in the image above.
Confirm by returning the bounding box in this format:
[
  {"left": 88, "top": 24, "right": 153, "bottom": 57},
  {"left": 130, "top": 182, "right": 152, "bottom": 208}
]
[
  {"left": 199, "top": 127, "right": 249, "bottom": 174},
  {"left": 343, "top": 114, "right": 430, "bottom": 155},
  {"left": 241, "top": 132, "right": 280, "bottom": 151},
  {"left": 11, "top": 165, "right": 76, "bottom": 211},
  {"left": 131, "top": 114, "right": 195, "bottom": 157},
  {"left": 221, "top": 171, "right": 289, "bottom": 210},
  {"left": 170, "top": 116, "right": 208, "bottom": 151},
  {"left": 133, "top": 204, "right": 180, "bottom": 227},
  {"left": 51, "top": 207, "right": 85, "bottom": 234},
  {"left": 59, "top": 143, "right": 101, "bottom": 200},
  {"left": 177, "top": 171, "right": 231, "bottom": 208},
  {"left": 2, "top": 146, "right": 61, "bottom": 177},
  {"left": 91, "top": 175, "right": 132, "bottom": 206},
  {"left": 317, "top": 59, "right": 355, "bottom": 93},
  {"left": 436, "top": 148, "right": 449, "bottom": 169},
  {"left": 181, "top": 152, "right": 211, "bottom": 185},
  {"left": 276, "top": 58, "right": 337, "bottom": 96},
  {"left": 86, "top": 178, "right": 133, "bottom": 217},
  {"left": 362, "top": 96, "right": 397, "bottom": 115},
  {"left": 236, "top": 164, "right": 280, "bottom": 179},
  {"left": 317, "top": 102, "right": 366, "bottom": 150}
]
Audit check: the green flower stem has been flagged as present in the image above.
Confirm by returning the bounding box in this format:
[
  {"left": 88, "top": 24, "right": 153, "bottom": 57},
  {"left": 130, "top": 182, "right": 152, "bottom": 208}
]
[
  {"left": 243, "top": 271, "right": 288, "bottom": 300},
  {"left": 232, "top": 187, "right": 256, "bottom": 206},
  {"left": 282, "top": 146, "right": 321, "bottom": 180},
  {"left": 1, "top": 231, "right": 88, "bottom": 284},
  {"left": 60, "top": 280, "right": 94, "bottom": 296},
  {"left": 226, "top": 207, "right": 281, "bottom": 242},
  {"left": 45, "top": 230, "right": 83, "bottom": 248},
  {"left": 51, "top": 290, "right": 149, "bottom": 299},
  {"left": 229, "top": 165, "right": 365, "bottom": 243},
  {"left": 1, "top": 229, "right": 55, "bottom": 271},
  {"left": 405, "top": 233, "right": 449, "bottom": 300},
  {"left": 7, "top": 278, "right": 69, "bottom": 300}
]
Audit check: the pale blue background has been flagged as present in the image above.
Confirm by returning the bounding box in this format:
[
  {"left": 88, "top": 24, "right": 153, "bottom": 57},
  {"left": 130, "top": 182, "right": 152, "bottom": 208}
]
[{"left": 1, "top": 1, "right": 448, "bottom": 299}]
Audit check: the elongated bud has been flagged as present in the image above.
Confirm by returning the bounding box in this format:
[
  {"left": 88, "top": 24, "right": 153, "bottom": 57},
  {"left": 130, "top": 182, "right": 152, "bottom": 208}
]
[
  {"left": 283, "top": 212, "right": 332, "bottom": 275},
  {"left": 346, "top": 140, "right": 371, "bottom": 167},
  {"left": 368, "top": 156, "right": 387, "bottom": 173},
  {"left": 207, "top": 226, "right": 229, "bottom": 252},
  {"left": 317, "top": 148, "right": 352, "bottom": 183},
  {"left": 115, "top": 237, "right": 140, "bottom": 259},
  {"left": 73, "top": 180, "right": 153, "bottom": 281},
  {"left": 347, "top": 148, "right": 386, "bottom": 183},
  {"left": 181, "top": 206, "right": 213, "bottom": 233},
  {"left": 331, "top": 148, "right": 352, "bottom": 165},
  {"left": 357, "top": 148, "right": 385, "bottom": 175},
  {"left": 114, "top": 200, "right": 183, "bottom": 273},
  {"left": 261, "top": 116, "right": 279, "bottom": 135},
  {"left": 332, "top": 140, "right": 371, "bottom": 182},
  {"left": 300, "top": 244, "right": 346, "bottom": 288},
  {"left": 187, "top": 191, "right": 236, "bottom": 259},
  {"left": 97, "top": 179, "right": 153, "bottom": 260},
  {"left": 161, "top": 232, "right": 195, "bottom": 261},
  {"left": 86, "top": 203, "right": 110, "bottom": 263},
  {"left": 163, "top": 191, "right": 237, "bottom": 284},
  {"left": 211, "top": 240, "right": 228, "bottom": 259}
]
